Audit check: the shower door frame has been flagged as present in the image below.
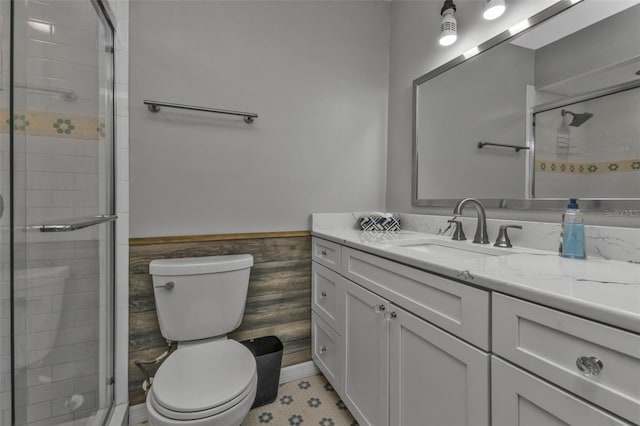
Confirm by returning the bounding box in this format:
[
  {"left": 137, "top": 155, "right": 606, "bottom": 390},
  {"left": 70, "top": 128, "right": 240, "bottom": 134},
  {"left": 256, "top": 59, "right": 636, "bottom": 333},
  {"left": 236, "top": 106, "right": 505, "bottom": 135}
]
[{"left": 8, "top": 0, "right": 118, "bottom": 423}]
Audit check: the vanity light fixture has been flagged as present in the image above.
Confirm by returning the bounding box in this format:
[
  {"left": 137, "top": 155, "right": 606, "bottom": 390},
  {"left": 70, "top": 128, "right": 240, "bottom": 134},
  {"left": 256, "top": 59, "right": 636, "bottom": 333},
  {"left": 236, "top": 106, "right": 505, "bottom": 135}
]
[
  {"left": 483, "top": 0, "right": 506, "bottom": 21},
  {"left": 439, "top": 0, "right": 458, "bottom": 46}
]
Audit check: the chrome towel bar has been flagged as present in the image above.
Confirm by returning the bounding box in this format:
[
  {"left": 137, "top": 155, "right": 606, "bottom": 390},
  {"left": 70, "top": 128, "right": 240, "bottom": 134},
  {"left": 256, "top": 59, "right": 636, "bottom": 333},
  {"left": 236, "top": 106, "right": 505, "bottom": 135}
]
[
  {"left": 477, "top": 142, "right": 529, "bottom": 152},
  {"left": 38, "top": 214, "right": 117, "bottom": 232},
  {"left": 144, "top": 100, "right": 258, "bottom": 123}
]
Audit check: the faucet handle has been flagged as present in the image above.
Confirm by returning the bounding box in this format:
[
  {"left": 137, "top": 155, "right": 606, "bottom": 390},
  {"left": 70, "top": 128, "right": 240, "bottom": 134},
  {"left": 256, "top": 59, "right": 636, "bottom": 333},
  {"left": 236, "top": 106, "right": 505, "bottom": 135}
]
[
  {"left": 447, "top": 220, "right": 467, "bottom": 241},
  {"left": 494, "top": 225, "right": 522, "bottom": 248}
]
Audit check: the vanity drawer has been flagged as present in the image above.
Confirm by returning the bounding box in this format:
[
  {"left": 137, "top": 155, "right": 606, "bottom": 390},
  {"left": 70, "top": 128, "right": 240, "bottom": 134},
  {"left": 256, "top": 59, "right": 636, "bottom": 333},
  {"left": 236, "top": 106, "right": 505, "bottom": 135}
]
[
  {"left": 312, "top": 262, "right": 345, "bottom": 333},
  {"left": 312, "top": 237, "right": 341, "bottom": 271},
  {"left": 341, "top": 247, "right": 490, "bottom": 350},
  {"left": 493, "top": 293, "right": 640, "bottom": 424},
  {"left": 492, "top": 357, "right": 632, "bottom": 426},
  {"left": 312, "top": 312, "right": 343, "bottom": 393}
]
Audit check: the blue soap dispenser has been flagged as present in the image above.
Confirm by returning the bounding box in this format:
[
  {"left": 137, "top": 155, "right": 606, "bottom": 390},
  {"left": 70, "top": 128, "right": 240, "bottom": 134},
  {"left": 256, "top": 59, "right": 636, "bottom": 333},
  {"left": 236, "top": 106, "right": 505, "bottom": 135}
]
[{"left": 561, "top": 198, "right": 586, "bottom": 259}]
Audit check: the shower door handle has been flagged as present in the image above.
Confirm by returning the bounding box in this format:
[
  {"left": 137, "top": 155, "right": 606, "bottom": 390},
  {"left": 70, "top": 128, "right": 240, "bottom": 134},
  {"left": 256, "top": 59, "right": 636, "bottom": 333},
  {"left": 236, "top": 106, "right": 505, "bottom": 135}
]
[{"left": 38, "top": 214, "right": 117, "bottom": 232}]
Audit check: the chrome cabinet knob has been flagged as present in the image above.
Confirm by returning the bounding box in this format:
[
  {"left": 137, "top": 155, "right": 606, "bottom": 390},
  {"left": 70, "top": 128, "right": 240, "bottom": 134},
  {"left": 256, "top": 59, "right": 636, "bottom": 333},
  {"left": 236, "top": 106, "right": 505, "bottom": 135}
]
[
  {"left": 389, "top": 312, "right": 398, "bottom": 320},
  {"left": 320, "top": 290, "right": 327, "bottom": 298},
  {"left": 319, "top": 345, "right": 327, "bottom": 354},
  {"left": 155, "top": 281, "right": 175, "bottom": 290},
  {"left": 576, "top": 356, "right": 603, "bottom": 377},
  {"left": 374, "top": 304, "right": 386, "bottom": 313},
  {"left": 321, "top": 250, "right": 328, "bottom": 256}
]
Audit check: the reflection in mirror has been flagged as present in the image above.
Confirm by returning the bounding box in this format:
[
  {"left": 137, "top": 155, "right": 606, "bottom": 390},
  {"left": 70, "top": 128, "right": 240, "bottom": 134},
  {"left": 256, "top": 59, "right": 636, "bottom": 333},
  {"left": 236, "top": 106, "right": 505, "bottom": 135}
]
[
  {"left": 534, "top": 87, "right": 640, "bottom": 198},
  {"left": 414, "top": 0, "right": 640, "bottom": 207}
]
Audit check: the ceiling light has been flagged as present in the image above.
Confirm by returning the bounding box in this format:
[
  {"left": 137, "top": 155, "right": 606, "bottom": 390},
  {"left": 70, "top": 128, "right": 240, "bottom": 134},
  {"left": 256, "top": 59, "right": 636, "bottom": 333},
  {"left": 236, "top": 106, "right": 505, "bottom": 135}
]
[
  {"left": 439, "top": 0, "right": 458, "bottom": 47},
  {"left": 509, "top": 19, "right": 530, "bottom": 36},
  {"left": 483, "top": 0, "right": 506, "bottom": 20},
  {"left": 463, "top": 47, "right": 480, "bottom": 59}
]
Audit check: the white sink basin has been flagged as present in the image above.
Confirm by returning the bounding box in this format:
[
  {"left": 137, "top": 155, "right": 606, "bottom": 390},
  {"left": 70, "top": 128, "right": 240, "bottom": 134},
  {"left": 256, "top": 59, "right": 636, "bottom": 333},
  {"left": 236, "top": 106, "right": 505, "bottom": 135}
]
[{"left": 388, "top": 239, "right": 514, "bottom": 260}]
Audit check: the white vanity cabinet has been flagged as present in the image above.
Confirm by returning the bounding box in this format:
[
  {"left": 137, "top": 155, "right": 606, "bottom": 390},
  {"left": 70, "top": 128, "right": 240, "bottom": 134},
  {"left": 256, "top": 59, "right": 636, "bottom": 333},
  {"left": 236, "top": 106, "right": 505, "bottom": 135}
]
[
  {"left": 311, "top": 238, "right": 491, "bottom": 426},
  {"left": 311, "top": 234, "right": 640, "bottom": 426}
]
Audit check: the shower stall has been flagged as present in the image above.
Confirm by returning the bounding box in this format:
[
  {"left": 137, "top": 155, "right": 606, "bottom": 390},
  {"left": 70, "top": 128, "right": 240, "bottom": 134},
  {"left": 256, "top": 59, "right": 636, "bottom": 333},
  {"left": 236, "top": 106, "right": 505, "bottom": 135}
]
[{"left": 1, "top": 0, "right": 117, "bottom": 425}]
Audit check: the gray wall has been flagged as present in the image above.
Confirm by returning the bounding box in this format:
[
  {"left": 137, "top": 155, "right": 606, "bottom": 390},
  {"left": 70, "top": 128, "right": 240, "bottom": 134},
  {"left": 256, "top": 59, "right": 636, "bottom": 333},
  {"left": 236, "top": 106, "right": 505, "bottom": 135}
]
[
  {"left": 385, "top": 0, "right": 637, "bottom": 226},
  {"left": 130, "top": 0, "right": 390, "bottom": 237},
  {"left": 535, "top": 4, "right": 640, "bottom": 89}
]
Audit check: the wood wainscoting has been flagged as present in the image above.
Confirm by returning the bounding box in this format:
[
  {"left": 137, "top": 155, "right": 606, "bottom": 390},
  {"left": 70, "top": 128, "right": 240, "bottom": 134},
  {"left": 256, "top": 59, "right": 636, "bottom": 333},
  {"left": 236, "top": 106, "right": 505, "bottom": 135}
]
[{"left": 128, "top": 231, "right": 312, "bottom": 405}]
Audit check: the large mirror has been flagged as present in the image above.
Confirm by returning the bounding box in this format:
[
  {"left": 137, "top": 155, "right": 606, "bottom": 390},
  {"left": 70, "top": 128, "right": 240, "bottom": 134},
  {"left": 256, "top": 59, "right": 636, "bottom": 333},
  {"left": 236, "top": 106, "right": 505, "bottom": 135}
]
[{"left": 413, "top": 0, "right": 640, "bottom": 209}]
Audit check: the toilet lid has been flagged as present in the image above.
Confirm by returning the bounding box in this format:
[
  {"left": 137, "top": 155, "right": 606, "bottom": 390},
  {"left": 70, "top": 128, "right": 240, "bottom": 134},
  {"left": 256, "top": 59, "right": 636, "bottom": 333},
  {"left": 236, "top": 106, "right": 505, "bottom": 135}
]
[{"left": 152, "top": 340, "right": 257, "bottom": 413}]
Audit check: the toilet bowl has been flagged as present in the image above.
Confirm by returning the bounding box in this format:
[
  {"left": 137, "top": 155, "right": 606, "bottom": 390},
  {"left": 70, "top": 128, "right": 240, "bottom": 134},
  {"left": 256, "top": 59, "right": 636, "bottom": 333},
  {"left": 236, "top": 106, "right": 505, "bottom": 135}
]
[
  {"left": 146, "top": 339, "right": 257, "bottom": 426},
  {"left": 147, "top": 255, "right": 256, "bottom": 426}
]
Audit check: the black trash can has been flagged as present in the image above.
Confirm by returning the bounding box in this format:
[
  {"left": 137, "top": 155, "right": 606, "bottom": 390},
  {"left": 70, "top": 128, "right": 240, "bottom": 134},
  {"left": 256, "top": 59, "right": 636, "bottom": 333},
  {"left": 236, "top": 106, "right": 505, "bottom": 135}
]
[{"left": 240, "top": 336, "right": 284, "bottom": 408}]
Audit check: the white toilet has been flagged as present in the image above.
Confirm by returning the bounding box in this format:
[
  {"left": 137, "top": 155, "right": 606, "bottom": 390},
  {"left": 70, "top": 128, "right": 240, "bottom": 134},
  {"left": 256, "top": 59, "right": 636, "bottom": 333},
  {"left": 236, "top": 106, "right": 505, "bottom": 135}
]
[{"left": 146, "top": 254, "right": 258, "bottom": 426}]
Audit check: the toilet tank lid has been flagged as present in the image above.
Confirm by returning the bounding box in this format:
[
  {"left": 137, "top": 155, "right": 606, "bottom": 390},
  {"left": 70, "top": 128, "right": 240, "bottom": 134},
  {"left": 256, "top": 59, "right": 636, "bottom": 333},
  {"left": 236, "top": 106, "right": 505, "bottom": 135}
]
[{"left": 149, "top": 254, "right": 253, "bottom": 276}]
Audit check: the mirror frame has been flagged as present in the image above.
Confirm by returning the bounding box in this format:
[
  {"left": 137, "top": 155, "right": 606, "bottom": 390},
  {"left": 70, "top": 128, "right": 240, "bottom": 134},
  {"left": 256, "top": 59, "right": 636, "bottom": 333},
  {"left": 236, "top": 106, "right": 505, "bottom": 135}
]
[{"left": 412, "top": 0, "right": 640, "bottom": 211}]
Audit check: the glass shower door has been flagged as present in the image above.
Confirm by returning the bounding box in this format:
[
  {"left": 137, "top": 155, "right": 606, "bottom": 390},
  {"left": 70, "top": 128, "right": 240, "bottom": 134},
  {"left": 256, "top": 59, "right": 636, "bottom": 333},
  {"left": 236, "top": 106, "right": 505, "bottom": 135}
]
[
  {"left": 10, "top": 0, "right": 116, "bottom": 424},
  {"left": 1, "top": 0, "right": 14, "bottom": 423}
]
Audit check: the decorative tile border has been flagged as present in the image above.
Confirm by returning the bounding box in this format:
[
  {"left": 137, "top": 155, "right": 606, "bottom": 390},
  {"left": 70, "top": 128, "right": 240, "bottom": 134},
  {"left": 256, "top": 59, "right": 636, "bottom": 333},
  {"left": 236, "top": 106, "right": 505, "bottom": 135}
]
[
  {"left": 0, "top": 109, "right": 104, "bottom": 140},
  {"left": 535, "top": 159, "right": 640, "bottom": 174}
]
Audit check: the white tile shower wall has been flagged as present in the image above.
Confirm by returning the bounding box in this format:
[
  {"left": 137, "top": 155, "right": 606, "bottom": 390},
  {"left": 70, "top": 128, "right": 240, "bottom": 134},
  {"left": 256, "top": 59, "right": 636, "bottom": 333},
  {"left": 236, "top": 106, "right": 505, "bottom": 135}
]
[
  {"left": 7, "top": 0, "right": 104, "bottom": 245},
  {"left": 533, "top": 87, "right": 640, "bottom": 198},
  {"left": 10, "top": 241, "right": 102, "bottom": 426}
]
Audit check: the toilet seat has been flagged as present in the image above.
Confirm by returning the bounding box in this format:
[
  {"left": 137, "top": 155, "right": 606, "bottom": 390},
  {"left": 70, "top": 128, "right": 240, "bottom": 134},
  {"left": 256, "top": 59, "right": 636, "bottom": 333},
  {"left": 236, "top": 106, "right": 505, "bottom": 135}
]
[
  {"left": 149, "top": 372, "right": 257, "bottom": 421},
  {"left": 149, "top": 339, "right": 257, "bottom": 420}
]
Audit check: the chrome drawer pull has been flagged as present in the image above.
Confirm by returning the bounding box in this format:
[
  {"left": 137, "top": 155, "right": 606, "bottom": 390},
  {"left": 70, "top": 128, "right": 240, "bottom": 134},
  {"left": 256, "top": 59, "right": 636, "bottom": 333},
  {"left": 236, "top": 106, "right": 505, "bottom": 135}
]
[
  {"left": 576, "top": 356, "right": 603, "bottom": 377},
  {"left": 320, "top": 291, "right": 327, "bottom": 298},
  {"left": 319, "top": 345, "right": 327, "bottom": 354},
  {"left": 374, "top": 304, "right": 386, "bottom": 313},
  {"left": 321, "top": 250, "right": 328, "bottom": 256},
  {"left": 155, "top": 281, "right": 175, "bottom": 290}
]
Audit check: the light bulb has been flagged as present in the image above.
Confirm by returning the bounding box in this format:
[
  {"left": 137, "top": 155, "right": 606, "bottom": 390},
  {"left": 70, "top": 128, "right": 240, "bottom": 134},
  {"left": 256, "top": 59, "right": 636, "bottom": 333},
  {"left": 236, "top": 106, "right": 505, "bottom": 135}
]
[
  {"left": 483, "top": 0, "right": 506, "bottom": 20},
  {"left": 439, "top": 9, "right": 457, "bottom": 46}
]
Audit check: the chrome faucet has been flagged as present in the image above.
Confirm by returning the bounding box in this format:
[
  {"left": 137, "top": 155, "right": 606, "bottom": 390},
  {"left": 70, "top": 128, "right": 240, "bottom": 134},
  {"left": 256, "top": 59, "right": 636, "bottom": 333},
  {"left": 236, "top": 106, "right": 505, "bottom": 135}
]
[{"left": 452, "top": 198, "right": 490, "bottom": 244}]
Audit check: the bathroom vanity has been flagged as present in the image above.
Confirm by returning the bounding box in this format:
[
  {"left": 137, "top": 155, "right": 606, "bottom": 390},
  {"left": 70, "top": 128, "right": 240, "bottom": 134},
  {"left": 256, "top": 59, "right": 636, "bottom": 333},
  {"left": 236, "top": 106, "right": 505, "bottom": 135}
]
[{"left": 310, "top": 215, "right": 640, "bottom": 426}]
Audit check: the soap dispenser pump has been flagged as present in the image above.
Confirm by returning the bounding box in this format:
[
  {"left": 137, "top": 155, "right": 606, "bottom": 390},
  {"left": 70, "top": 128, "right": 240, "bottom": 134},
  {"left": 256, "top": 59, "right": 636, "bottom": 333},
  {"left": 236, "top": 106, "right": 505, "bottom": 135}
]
[{"left": 561, "top": 198, "right": 586, "bottom": 259}]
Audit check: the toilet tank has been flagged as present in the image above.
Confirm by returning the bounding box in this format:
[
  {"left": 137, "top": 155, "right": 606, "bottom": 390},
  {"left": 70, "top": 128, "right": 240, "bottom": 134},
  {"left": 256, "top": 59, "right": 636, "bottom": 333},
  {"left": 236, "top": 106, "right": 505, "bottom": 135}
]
[{"left": 149, "top": 254, "right": 253, "bottom": 342}]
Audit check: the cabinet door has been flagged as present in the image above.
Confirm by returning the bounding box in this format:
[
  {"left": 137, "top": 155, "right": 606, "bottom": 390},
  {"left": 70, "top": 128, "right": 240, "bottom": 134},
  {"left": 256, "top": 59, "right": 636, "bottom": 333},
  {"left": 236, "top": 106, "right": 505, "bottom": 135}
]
[
  {"left": 492, "top": 357, "right": 632, "bottom": 426},
  {"left": 390, "top": 306, "right": 490, "bottom": 426},
  {"left": 343, "top": 279, "right": 390, "bottom": 426}
]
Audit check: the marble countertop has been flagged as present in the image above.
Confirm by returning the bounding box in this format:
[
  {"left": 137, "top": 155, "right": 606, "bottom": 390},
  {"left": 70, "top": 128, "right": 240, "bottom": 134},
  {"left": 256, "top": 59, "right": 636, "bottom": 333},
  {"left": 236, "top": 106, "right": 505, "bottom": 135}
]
[{"left": 312, "top": 227, "right": 640, "bottom": 333}]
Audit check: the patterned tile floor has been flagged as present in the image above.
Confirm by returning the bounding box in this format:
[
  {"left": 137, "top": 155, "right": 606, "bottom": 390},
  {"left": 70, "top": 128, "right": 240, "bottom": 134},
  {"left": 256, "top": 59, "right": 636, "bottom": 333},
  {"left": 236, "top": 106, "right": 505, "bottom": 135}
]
[
  {"left": 135, "top": 374, "right": 357, "bottom": 426},
  {"left": 243, "top": 375, "right": 357, "bottom": 426}
]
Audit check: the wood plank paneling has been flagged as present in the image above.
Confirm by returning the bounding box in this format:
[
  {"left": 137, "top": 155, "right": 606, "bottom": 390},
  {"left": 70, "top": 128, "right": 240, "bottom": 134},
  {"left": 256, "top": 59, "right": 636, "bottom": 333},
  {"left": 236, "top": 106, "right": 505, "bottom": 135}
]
[
  {"left": 129, "top": 234, "right": 312, "bottom": 406},
  {"left": 130, "top": 230, "right": 310, "bottom": 246}
]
